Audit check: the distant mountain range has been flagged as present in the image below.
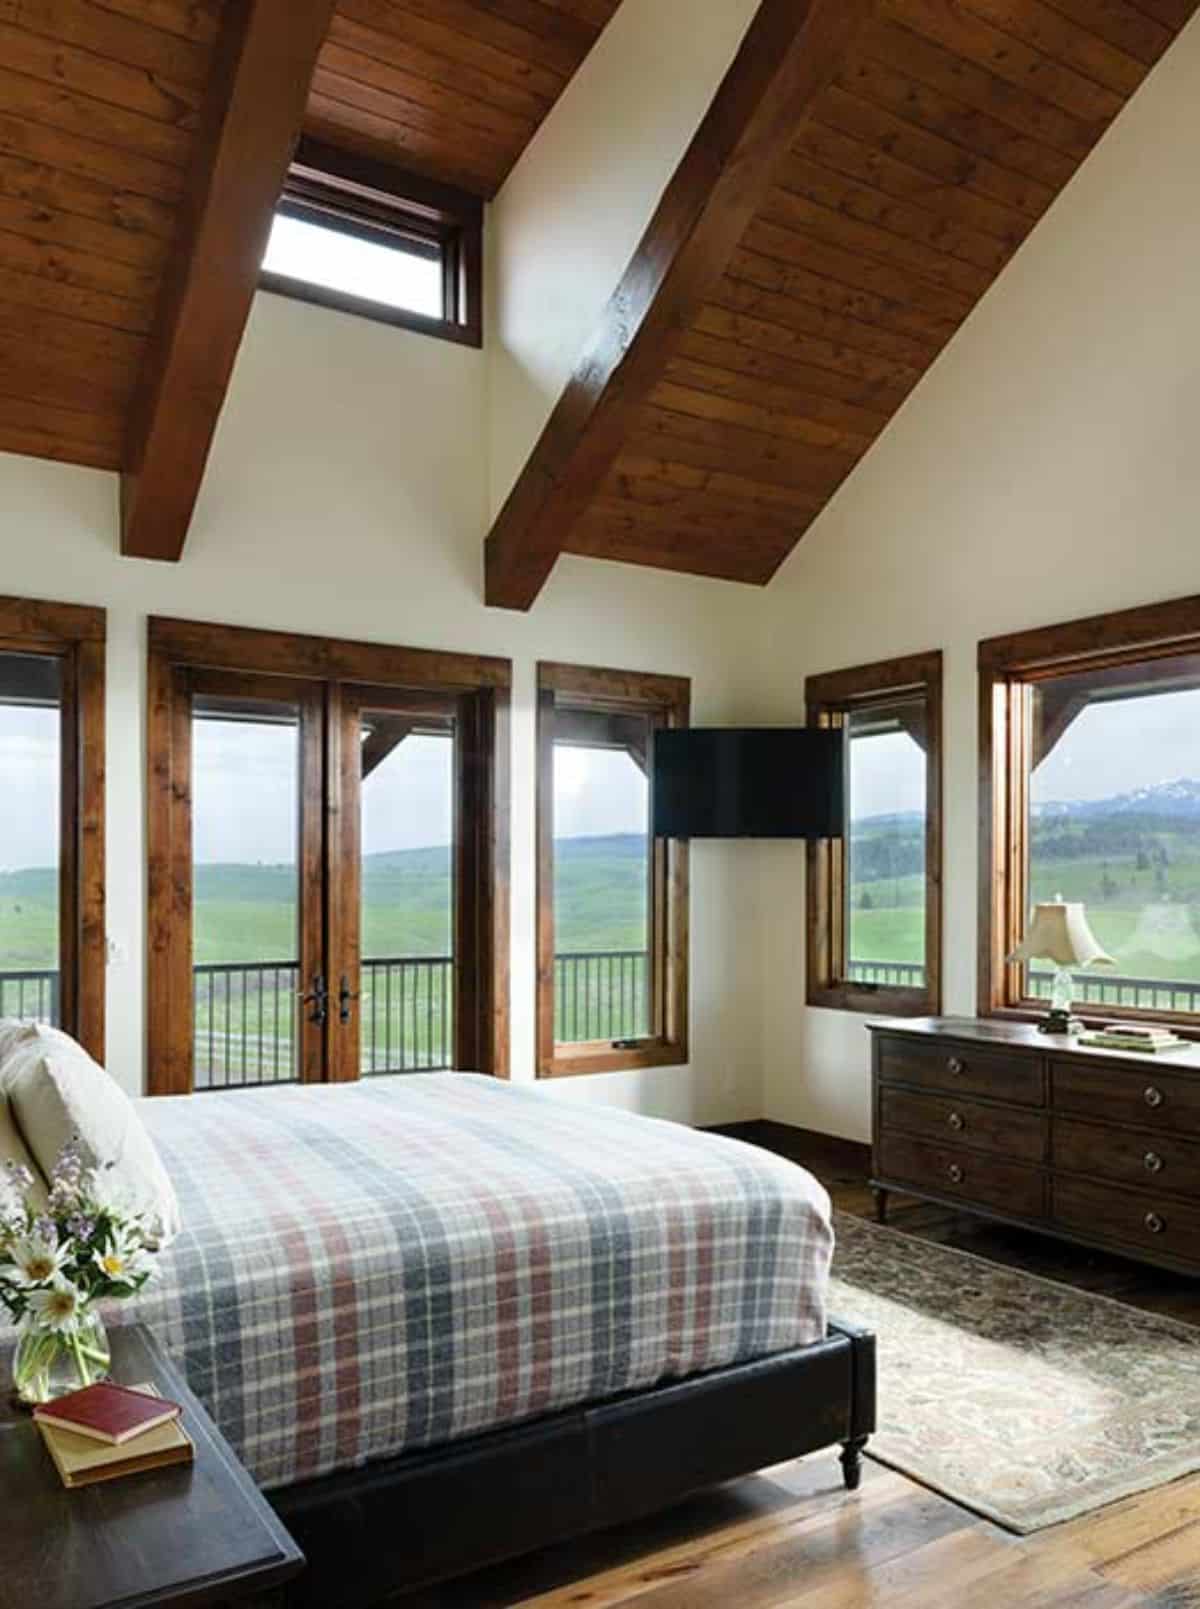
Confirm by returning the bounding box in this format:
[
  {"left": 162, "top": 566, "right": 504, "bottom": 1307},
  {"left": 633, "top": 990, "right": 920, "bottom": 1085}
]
[{"left": 1033, "top": 778, "right": 1200, "bottom": 821}]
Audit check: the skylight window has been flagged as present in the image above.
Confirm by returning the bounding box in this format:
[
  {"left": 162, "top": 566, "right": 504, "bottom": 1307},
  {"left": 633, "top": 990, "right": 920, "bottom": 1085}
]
[
  {"left": 259, "top": 138, "right": 483, "bottom": 348},
  {"left": 263, "top": 211, "right": 443, "bottom": 319}
]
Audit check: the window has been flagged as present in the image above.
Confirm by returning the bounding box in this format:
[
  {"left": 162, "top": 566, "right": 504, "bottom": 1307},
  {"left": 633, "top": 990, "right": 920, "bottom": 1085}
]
[
  {"left": 981, "top": 597, "right": 1200, "bottom": 1030},
  {"left": 147, "top": 620, "right": 509, "bottom": 1094},
  {"left": 260, "top": 138, "right": 482, "bottom": 347},
  {"left": 0, "top": 597, "right": 105, "bottom": 1058},
  {"left": 536, "top": 663, "right": 689, "bottom": 1077},
  {"left": 806, "top": 652, "right": 942, "bottom": 1015}
]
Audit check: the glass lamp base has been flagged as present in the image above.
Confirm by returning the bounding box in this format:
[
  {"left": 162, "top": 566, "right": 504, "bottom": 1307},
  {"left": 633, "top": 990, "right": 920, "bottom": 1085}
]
[{"left": 1037, "top": 1009, "right": 1082, "bottom": 1035}]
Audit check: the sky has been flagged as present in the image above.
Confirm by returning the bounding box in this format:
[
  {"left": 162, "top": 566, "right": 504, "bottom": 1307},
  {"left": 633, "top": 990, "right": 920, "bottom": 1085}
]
[
  {"left": 850, "top": 730, "right": 926, "bottom": 821},
  {"left": 1031, "top": 686, "right": 1200, "bottom": 804}
]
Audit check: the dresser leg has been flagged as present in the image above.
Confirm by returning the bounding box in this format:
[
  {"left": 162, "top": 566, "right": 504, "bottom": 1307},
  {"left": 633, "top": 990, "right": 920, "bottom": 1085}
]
[
  {"left": 840, "top": 1436, "right": 869, "bottom": 1491},
  {"left": 871, "top": 1187, "right": 888, "bottom": 1225}
]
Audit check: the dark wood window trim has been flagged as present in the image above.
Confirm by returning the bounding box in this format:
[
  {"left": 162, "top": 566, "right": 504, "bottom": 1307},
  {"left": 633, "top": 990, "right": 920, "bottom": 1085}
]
[
  {"left": 980, "top": 594, "right": 1200, "bottom": 1037},
  {"left": 536, "top": 662, "right": 689, "bottom": 1079},
  {"left": 146, "top": 617, "right": 509, "bottom": 1095},
  {"left": 259, "top": 137, "right": 483, "bottom": 348},
  {"left": 806, "top": 651, "right": 943, "bottom": 1018},
  {"left": 0, "top": 596, "right": 105, "bottom": 1061}
]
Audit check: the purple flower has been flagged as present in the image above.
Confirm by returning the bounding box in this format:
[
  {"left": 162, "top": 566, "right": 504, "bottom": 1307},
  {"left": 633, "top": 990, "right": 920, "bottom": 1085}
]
[
  {"left": 51, "top": 1141, "right": 84, "bottom": 1186},
  {"left": 67, "top": 1215, "right": 96, "bottom": 1243},
  {"left": 31, "top": 1216, "right": 57, "bottom": 1246},
  {"left": 3, "top": 1159, "right": 34, "bottom": 1193}
]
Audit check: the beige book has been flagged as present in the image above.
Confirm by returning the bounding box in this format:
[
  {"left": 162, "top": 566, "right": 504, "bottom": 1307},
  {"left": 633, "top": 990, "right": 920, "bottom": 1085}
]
[{"left": 36, "top": 1381, "right": 194, "bottom": 1489}]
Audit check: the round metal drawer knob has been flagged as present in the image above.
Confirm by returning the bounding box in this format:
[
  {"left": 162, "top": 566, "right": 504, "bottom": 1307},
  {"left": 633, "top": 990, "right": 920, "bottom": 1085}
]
[
  {"left": 1144, "top": 1152, "right": 1165, "bottom": 1174},
  {"left": 1145, "top": 1086, "right": 1165, "bottom": 1109},
  {"left": 1145, "top": 1212, "right": 1166, "bottom": 1235},
  {"left": 947, "top": 1057, "right": 965, "bottom": 1076},
  {"left": 947, "top": 1164, "right": 964, "bottom": 1185},
  {"left": 948, "top": 1111, "right": 965, "bottom": 1132}
]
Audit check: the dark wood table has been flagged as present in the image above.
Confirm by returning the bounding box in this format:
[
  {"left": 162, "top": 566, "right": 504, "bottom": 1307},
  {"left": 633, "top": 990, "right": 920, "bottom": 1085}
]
[{"left": 0, "top": 1325, "right": 304, "bottom": 1609}]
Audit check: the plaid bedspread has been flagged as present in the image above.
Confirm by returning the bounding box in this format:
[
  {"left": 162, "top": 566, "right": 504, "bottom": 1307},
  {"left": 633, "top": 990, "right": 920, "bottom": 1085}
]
[{"left": 121, "top": 1075, "right": 833, "bottom": 1490}]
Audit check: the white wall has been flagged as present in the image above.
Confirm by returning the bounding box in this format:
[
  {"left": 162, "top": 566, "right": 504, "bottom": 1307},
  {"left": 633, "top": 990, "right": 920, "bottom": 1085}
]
[
  {"left": 753, "top": 15, "right": 1200, "bottom": 1142},
  {"left": 0, "top": 290, "right": 764, "bottom": 1121},
  {"left": 486, "top": 0, "right": 758, "bottom": 516}
]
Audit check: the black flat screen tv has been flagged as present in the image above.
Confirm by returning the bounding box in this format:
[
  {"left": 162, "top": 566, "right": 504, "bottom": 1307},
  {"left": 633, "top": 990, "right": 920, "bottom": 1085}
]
[{"left": 652, "top": 728, "right": 844, "bottom": 840}]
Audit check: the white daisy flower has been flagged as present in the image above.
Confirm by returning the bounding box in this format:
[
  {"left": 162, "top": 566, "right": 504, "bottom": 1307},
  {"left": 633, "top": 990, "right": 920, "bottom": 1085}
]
[
  {"left": 0, "top": 1235, "right": 67, "bottom": 1288},
  {"left": 93, "top": 1229, "right": 153, "bottom": 1287},
  {"left": 27, "top": 1277, "right": 84, "bottom": 1334}
]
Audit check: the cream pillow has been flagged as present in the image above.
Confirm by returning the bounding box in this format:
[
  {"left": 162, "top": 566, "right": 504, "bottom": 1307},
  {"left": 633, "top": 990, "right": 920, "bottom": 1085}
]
[
  {"left": 7, "top": 1030, "right": 181, "bottom": 1245},
  {"left": 0, "top": 1093, "right": 47, "bottom": 1215}
]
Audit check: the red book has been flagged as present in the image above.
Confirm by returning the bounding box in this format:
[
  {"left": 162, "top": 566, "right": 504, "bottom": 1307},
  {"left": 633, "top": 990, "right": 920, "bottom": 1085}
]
[{"left": 33, "top": 1381, "right": 183, "bottom": 1446}]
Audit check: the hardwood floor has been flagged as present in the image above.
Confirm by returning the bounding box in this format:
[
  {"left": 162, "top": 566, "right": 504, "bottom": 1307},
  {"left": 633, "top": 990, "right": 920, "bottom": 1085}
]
[{"left": 401, "top": 1126, "right": 1200, "bottom": 1608}]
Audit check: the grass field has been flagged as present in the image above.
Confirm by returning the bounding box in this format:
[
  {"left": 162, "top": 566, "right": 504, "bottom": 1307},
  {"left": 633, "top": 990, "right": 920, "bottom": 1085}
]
[
  {"left": 0, "top": 836, "right": 653, "bottom": 1072},
  {"left": 848, "top": 812, "right": 1200, "bottom": 994},
  {"left": 8, "top": 812, "right": 1200, "bottom": 1068}
]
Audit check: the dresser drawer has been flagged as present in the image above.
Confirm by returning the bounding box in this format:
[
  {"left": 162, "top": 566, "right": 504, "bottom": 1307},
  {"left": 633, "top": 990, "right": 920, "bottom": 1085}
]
[
  {"left": 1054, "top": 1179, "right": 1200, "bottom": 1265},
  {"left": 1051, "top": 1060, "right": 1200, "bottom": 1136},
  {"left": 877, "top": 1134, "right": 1046, "bottom": 1219},
  {"left": 1054, "top": 1117, "right": 1200, "bottom": 1199},
  {"left": 881, "top": 1088, "right": 1047, "bottom": 1163},
  {"left": 876, "top": 1037, "right": 1045, "bottom": 1107}
]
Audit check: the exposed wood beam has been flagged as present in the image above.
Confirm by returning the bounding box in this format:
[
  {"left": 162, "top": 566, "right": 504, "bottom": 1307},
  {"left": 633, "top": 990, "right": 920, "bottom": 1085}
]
[
  {"left": 554, "top": 709, "right": 649, "bottom": 773},
  {"left": 360, "top": 717, "right": 417, "bottom": 780},
  {"left": 121, "top": 0, "right": 336, "bottom": 562},
  {"left": 483, "top": 0, "right": 880, "bottom": 610}
]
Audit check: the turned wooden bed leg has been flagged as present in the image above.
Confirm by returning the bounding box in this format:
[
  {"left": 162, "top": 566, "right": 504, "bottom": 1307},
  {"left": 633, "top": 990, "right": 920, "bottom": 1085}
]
[
  {"left": 871, "top": 1186, "right": 888, "bottom": 1224},
  {"left": 840, "top": 1436, "right": 868, "bottom": 1491}
]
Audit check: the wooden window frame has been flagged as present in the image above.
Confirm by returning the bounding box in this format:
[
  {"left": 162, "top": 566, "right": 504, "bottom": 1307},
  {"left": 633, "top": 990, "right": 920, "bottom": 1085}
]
[
  {"left": 0, "top": 596, "right": 105, "bottom": 1061},
  {"left": 536, "top": 662, "right": 689, "bottom": 1079},
  {"left": 260, "top": 137, "right": 483, "bottom": 348},
  {"left": 980, "top": 594, "right": 1200, "bottom": 1036},
  {"left": 806, "top": 651, "right": 943, "bottom": 1017},
  {"left": 146, "top": 617, "right": 509, "bottom": 1096}
]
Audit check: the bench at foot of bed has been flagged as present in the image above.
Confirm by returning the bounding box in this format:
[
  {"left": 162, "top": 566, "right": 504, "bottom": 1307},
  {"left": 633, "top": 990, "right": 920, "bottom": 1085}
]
[{"left": 272, "top": 1318, "right": 876, "bottom": 1608}]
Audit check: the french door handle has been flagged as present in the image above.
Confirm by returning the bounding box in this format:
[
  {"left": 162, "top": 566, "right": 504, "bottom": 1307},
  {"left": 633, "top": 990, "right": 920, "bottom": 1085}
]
[
  {"left": 339, "top": 975, "right": 360, "bottom": 1025},
  {"left": 298, "top": 973, "right": 328, "bottom": 1025}
]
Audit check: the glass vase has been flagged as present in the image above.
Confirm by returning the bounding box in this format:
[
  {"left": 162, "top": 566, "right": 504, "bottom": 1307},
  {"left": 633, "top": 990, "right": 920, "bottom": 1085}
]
[{"left": 11, "top": 1309, "right": 111, "bottom": 1405}]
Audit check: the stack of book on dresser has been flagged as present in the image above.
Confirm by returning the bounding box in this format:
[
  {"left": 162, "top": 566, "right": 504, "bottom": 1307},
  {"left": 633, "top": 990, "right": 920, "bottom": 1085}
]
[
  {"left": 1077, "top": 1024, "right": 1190, "bottom": 1054},
  {"left": 33, "top": 1381, "right": 193, "bottom": 1488}
]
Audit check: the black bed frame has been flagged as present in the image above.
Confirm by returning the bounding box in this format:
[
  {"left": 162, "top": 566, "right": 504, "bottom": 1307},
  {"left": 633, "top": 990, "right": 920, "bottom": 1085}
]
[{"left": 270, "top": 1318, "right": 875, "bottom": 1606}]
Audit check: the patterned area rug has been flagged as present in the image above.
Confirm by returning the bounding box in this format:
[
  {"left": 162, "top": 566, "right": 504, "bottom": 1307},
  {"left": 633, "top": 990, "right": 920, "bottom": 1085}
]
[{"left": 830, "top": 1212, "right": 1200, "bottom": 1533}]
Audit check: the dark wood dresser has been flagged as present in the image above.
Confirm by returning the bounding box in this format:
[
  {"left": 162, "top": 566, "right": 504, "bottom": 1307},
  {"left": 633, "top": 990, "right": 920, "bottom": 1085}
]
[{"left": 869, "top": 1017, "right": 1200, "bottom": 1276}]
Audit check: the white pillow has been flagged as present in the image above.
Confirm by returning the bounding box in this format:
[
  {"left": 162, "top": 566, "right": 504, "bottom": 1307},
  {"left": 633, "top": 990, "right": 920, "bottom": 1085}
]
[
  {"left": 7, "top": 1029, "right": 181, "bottom": 1245},
  {"left": 0, "top": 1093, "right": 47, "bottom": 1216}
]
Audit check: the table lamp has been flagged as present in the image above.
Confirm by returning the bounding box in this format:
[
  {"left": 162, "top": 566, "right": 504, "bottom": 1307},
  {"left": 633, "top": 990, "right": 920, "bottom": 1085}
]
[{"left": 1008, "top": 897, "right": 1114, "bottom": 1035}]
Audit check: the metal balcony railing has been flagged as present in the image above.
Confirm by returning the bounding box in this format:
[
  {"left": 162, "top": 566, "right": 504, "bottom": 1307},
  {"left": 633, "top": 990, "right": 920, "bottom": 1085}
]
[
  {"left": 16, "top": 951, "right": 1188, "bottom": 1090},
  {"left": 848, "top": 960, "right": 927, "bottom": 988},
  {"left": 191, "top": 957, "right": 455, "bottom": 1089},
  {"left": 0, "top": 968, "right": 59, "bottom": 1025},
  {"left": 554, "top": 949, "right": 650, "bottom": 1045}
]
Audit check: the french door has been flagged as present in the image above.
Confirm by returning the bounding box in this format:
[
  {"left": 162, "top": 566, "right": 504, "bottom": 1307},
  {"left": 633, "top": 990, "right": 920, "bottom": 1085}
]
[
  {"left": 328, "top": 684, "right": 463, "bottom": 1084},
  {"left": 147, "top": 620, "right": 509, "bottom": 1095}
]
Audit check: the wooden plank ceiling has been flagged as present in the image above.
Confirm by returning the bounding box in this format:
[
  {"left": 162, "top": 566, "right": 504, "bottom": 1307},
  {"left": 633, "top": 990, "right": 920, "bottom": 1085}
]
[
  {"left": 0, "top": 0, "right": 619, "bottom": 490},
  {"left": 489, "top": 0, "right": 1199, "bottom": 605},
  {"left": 309, "top": 0, "right": 625, "bottom": 198}
]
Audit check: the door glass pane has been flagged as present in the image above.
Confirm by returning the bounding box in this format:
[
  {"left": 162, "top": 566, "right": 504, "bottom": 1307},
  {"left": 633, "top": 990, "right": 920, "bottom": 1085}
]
[
  {"left": 553, "top": 706, "right": 652, "bottom": 1044},
  {"left": 0, "top": 653, "right": 62, "bottom": 1024},
  {"left": 192, "top": 696, "right": 301, "bottom": 1089},
  {"left": 1028, "top": 657, "right": 1200, "bottom": 1013},
  {"left": 845, "top": 698, "right": 928, "bottom": 988},
  {"left": 359, "top": 713, "right": 455, "bottom": 1073}
]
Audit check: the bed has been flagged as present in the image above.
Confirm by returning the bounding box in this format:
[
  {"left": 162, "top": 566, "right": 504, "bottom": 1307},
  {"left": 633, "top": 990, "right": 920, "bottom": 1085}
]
[{"left": 116, "top": 1073, "right": 874, "bottom": 1602}]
